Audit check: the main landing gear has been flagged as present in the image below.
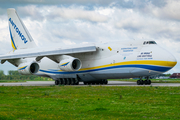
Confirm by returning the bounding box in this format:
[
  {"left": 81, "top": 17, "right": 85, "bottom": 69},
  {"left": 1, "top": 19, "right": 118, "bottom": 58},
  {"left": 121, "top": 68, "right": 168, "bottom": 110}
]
[
  {"left": 84, "top": 79, "right": 108, "bottom": 85},
  {"left": 55, "top": 78, "right": 79, "bottom": 85},
  {"left": 137, "top": 77, "right": 151, "bottom": 85}
]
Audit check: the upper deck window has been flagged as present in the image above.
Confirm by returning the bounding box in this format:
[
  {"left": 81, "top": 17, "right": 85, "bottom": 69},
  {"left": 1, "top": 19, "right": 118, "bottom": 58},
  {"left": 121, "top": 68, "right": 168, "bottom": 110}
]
[{"left": 143, "top": 41, "right": 157, "bottom": 45}]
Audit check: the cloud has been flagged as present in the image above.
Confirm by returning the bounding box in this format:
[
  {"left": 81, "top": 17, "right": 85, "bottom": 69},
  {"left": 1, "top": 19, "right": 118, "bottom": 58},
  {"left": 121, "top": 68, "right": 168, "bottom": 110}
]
[
  {"left": 17, "top": 5, "right": 44, "bottom": 21},
  {"left": 144, "top": 0, "right": 180, "bottom": 21},
  {"left": 48, "top": 7, "right": 109, "bottom": 22},
  {"left": 16, "top": 5, "right": 109, "bottom": 22}
]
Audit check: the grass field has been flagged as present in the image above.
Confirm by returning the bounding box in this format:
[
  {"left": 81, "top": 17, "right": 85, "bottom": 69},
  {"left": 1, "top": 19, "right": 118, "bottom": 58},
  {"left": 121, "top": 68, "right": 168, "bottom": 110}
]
[{"left": 0, "top": 86, "right": 180, "bottom": 120}]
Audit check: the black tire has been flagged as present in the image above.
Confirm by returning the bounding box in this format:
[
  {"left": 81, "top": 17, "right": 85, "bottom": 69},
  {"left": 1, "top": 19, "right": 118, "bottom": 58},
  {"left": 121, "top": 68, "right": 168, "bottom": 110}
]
[
  {"left": 55, "top": 80, "right": 59, "bottom": 85},
  {"left": 144, "top": 80, "right": 148, "bottom": 85},
  {"left": 105, "top": 80, "right": 108, "bottom": 84},
  {"left": 61, "top": 79, "right": 65, "bottom": 85},
  {"left": 71, "top": 78, "right": 75, "bottom": 85},
  {"left": 148, "top": 80, "right": 151, "bottom": 85},
  {"left": 92, "top": 81, "right": 95, "bottom": 85},
  {"left": 102, "top": 79, "right": 108, "bottom": 84},
  {"left": 140, "top": 80, "right": 144, "bottom": 85},
  {"left": 100, "top": 80, "right": 104, "bottom": 85},
  {"left": 67, "top": 78, "right": 71, "bottom": 85},
  {"left": 59, "top": 78, "right": 63, "bottom": 85},
  {"left": 96, "top": 81, "right": 100, "bottom": 85},
  {"left": 64, "top": 78, "right": 67, "bottom": 85},
  {"left": 74, "top": 78, "right": 79, "bottom": 85},
  {"left": 66, "top": 78, "right": 70, "bottom": 85},
  {"left": 137, "top": 80, "right": 141, "bottom": 85},
  {"left": 75, "top": 82, "right": 79, "bottom": 85},
  {"left": 84, "top": 82, "right": 88, "bottom": 85}
]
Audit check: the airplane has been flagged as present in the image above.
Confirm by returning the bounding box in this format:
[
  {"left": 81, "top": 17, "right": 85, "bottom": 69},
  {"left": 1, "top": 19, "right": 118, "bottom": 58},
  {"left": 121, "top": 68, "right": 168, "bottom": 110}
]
[{"left": 0, "top": 8, "right": 177, "bottom": 85}]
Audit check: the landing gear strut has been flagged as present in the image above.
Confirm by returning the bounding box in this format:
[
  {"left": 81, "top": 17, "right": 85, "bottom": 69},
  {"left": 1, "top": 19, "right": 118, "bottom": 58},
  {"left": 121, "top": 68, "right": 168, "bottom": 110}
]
[{"left": 137, "top": 77, "right": 151, "bottom": 85}]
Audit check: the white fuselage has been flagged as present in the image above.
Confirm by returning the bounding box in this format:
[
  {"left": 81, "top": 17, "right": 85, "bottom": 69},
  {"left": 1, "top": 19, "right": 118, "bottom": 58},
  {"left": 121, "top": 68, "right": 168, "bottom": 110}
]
[{"left": 25, "top": 41, "right": 176, "bottom": 82}]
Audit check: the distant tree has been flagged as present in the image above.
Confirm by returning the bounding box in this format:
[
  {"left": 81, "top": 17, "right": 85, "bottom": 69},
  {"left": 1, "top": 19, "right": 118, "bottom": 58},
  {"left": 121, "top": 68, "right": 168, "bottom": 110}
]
[
  {"left": 8, "top": 70, "right": 20, "bottom": 75},
  {"left": 0, "top": 70, "right": 5, "bottom": 80},
  {"left": 0, "top": 70, "right": 5, "bottom": 76},
  {"left": 165, "top": 74, "right": 171, "bottom": 77},
  {"left": 0, "top": 70, "right": 51, "bottom": 80}
]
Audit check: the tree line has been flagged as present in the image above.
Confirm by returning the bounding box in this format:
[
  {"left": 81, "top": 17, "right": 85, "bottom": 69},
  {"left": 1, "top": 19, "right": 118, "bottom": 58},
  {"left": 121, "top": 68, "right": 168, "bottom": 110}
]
[{"left": 0, "top": 70, "right": 51, "bottom": 80}]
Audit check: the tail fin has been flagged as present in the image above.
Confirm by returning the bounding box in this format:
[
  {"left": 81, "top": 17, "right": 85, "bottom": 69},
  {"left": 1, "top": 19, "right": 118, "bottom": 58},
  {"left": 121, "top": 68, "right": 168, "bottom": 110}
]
[{"left": 7, "top": 8, "right": 37, "bottom": 50}]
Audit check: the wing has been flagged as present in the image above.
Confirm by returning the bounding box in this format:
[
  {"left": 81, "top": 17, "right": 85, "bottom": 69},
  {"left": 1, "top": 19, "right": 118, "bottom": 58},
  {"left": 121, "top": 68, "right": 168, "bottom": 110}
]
[{"left": 0, "top": 45, "right": 96, "bottom": 64}]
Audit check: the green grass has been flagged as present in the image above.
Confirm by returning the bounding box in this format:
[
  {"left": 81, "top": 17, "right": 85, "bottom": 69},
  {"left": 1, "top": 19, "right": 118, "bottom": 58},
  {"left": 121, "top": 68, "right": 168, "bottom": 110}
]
[{"left": 0, "top": 86, "right": 180, "bottom": 119}]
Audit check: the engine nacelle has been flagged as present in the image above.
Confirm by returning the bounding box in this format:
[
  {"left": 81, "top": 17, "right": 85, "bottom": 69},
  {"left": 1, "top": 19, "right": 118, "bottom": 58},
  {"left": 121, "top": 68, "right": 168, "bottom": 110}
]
[
  {"left": 18, "top": 62, "right": 39, "bottom": 75},
  {"left": 59, "top": 58, "right": 82, "bottom": 71}
]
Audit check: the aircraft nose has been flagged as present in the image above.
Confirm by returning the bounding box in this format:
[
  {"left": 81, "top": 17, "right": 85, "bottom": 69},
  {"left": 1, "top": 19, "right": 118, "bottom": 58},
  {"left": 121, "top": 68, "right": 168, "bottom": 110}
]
[{"left": 166, "top": 53, "right": 177, "bottom": 67}]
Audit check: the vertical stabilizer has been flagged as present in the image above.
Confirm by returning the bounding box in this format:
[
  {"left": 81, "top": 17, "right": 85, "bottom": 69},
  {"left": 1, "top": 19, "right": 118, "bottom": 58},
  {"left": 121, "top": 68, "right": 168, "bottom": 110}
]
[{"left": 7, "top": 8, "right": 37, "bottom": 50}]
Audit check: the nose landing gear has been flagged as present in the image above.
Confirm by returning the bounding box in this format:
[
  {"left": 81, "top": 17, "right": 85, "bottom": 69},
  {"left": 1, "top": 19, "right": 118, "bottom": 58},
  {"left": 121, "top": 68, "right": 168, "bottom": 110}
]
[{"left": 137, "top": 77, "right": 151, "bottom": 85}]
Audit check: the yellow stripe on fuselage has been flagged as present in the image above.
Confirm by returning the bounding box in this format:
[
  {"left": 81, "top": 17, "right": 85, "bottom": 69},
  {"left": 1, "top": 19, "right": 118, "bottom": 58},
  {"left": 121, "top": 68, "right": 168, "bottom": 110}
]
[{"left": 79, "top": 60, "right": 177, "bottom": 71}]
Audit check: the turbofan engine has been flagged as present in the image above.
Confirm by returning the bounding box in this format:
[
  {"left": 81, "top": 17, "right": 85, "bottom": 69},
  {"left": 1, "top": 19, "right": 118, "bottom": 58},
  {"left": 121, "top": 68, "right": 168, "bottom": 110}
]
[
  {"left": 18, "top": 62, "right": 39, "bottom": 75},
  {"left": 59, "top": 58, "right": 82, "bottom": 71}
]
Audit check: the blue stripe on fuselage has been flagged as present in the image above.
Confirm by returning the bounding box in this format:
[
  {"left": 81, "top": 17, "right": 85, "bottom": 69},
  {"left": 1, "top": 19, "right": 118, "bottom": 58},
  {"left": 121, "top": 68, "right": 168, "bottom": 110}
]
[{"left": 39, "top": 64, "right": 171, "bottom": 74}]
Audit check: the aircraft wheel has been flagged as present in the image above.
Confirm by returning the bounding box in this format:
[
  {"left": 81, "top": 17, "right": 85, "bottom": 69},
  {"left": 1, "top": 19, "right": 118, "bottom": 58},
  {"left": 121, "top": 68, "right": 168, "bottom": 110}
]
[
  {"left": 71, "top": 78, "right": 75, "bottom": 85},
  {"left": 148, "top": 80, "right": 151, "bottom": 85},
  {"left": 63, "top": 78, "right": 67, "bottom": 85},
  {"left": 106, "top": 80, "right": 108, "bottom": 84},
  {"left": 144, "top": 80, "right": 148, "bottom": 85},
  {"left": 140, "top": 80, "right": 144, "bottom": 85},
  {"left": 55, "top": 80, "right": 59, "bottom": 85},
  {"left": 96, "top": 81, "right": 100, "bottom": 85},
  {"left": 59, "top": 79, "right": 63, "bottom": 85},
  {"left": 67, "top": 78, "right": 71, "bottom": 85},
  {"left": 137, "top": 80, "right": 141, "bottom": 85},
  {"left": 92, "top": 81, "right": 95, "bottom": 85},
  {"left": 104, "top": 80, "right": 108, "bottom": 84},
  {"left": 61, "top": 79, "right": 65, "bottom": 85},
  {"left": 100, "top": 80, "right": 104, "bottom": 84},
  {"left": 74, "top": 78, "right": 79, "bottom": 85},
  {"left": 66, "top": 78, "right": 70, "bottom": 85}
]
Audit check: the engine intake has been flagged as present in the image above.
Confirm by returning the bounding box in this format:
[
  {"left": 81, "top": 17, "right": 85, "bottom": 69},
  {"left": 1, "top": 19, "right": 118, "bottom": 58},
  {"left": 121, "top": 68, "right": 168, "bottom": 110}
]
[
  {"left": 18, "top": 62, "right": 39, "bottom": 75},
  {"left": 59, "top": 58, "right": 82, "bottom": 71}
]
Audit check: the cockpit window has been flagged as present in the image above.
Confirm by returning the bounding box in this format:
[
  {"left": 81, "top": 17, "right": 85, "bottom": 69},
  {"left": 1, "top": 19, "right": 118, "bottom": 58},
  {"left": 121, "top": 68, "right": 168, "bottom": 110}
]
[
  {"left": 143, "top": 41, "right": 157, "bottom": 45},
  {"left": 149, "top": 41, "right": 156, "bottom": 44}
]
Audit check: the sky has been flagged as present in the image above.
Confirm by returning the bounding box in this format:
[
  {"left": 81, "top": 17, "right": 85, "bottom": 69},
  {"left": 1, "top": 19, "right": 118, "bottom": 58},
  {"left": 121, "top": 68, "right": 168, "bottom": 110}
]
[{"left": 0, "top": 0, "right": 180, "bottom": 75}]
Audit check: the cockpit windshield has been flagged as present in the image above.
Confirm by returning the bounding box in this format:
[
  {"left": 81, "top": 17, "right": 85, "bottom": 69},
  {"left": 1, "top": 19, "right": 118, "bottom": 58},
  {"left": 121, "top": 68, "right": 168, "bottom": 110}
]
[{"left": 143, "top": 41, "right": 157, "bottom": 45}]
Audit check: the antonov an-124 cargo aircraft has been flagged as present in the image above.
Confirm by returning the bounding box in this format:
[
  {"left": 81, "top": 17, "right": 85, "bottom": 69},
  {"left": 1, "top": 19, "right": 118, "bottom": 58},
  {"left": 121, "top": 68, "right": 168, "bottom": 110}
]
[{"left": 0, "top": 8, "right": 177, "bottom": 85}]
